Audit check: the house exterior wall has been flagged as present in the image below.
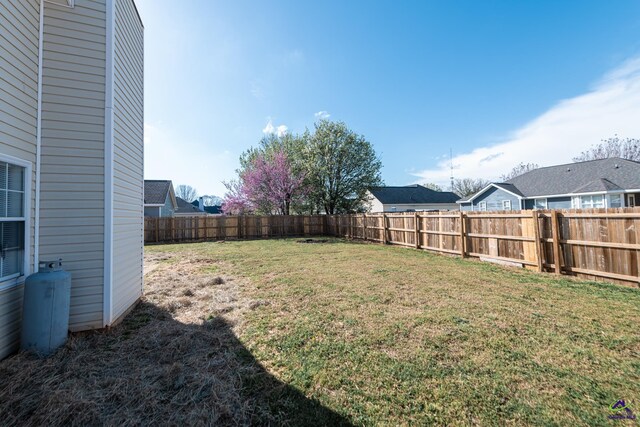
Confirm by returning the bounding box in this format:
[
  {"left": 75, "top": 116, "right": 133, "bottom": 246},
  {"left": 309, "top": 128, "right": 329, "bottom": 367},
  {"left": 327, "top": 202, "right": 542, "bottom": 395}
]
[
  {"left": 143, "top": 206, "right": 160, "bottom": 217},
  {"left": 367, "top": 192, "right": 458, "bottom": 212},
  {"left": 160, "top": 193, "right": 174, "bottom": 216},
  {"left": 524, "top": 196, "right": 572, "bottom": 210},
  {"left": 111, "top": 0, "right": 144, "bottom": 322},
  {"left": 0, "top": 0, "right": 40, "bottom": 359},
  {"left": 39, "top": 0, "right": 108, "bottom": 331},
  {"left": 379, "top": 203, "right": 458, "bottom": 212},
  {"left": 1, "top": 0, "right": 143, "bottom": 358},
  {"left": 143, "top": 194, "right": 174, "bottom": 218},
  {"left": 368, "top": 195, "right": 384, "bottom": 213},
  {"left": 461, "top": 187, "right": 521, "bottom": 211}
]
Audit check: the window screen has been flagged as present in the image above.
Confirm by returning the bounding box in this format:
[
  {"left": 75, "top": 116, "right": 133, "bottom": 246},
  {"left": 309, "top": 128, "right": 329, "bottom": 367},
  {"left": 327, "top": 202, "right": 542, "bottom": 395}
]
[{"left": 0, "top": 161, "right": 25, "bottom": 281}]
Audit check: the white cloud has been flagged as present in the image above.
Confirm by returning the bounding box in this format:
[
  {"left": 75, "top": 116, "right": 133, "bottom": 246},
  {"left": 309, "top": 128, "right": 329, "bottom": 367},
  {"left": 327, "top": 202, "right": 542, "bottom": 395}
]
[
  {"left": 276, "top": 125, "right": 288, "bottom": 136},
  {"left": 413, "top": 57, "right": 640, "bottom": 187},
  {"left": 314, "top": 110, "right": 331, "bottom": 120},
  {"left": 262, "top": 119, "right": 288, "bottom": 137}
]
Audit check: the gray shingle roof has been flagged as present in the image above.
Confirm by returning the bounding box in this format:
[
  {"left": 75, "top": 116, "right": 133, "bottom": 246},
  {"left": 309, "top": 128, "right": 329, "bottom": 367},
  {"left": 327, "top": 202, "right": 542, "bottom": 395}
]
[
  {"left": 175, "top": 197, "right": 202, "bottom": 214},
  {"left": 144, "top": 180, "right": 173, "bottom": 205},
  {"left": 369, "top": 185, "right": 460, "bottom": 204},
  {"left": 493, "top": 183, "right": 524, "bottom": 197},
  {"left": 504, "top": 157, "right": 640, "bottom": 197}
]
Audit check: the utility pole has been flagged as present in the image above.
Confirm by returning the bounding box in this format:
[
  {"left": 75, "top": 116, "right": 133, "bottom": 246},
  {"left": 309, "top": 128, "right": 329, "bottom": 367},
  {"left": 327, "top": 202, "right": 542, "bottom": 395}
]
[{"left": 449, "top": 148, "right": 454, "bottom": 192}]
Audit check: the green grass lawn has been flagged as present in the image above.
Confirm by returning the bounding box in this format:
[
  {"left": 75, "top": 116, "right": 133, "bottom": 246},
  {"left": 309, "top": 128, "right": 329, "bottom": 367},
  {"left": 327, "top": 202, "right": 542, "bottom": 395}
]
[{"left": 148, "top": 239, "right": 640, "bottom": 426}]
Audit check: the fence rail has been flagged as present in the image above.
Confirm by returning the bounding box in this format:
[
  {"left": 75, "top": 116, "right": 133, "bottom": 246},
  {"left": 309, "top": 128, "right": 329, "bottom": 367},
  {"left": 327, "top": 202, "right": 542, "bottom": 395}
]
[{"left": 145, "top": 208, "right": 640, "bottom": 287}]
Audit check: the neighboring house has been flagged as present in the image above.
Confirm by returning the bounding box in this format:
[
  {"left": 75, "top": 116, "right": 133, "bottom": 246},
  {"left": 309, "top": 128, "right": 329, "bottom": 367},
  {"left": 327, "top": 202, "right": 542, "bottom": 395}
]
[
  {"left": 0, "top": 0, "right": 144, "bottom": 359},
  {"left": 203, "top": 206, "right": 223, "bottom": 215},
  {"left": 144, "top": 180, "right": 178, "bottom": 217},
  {"left": 175, "top": 197, "right": 207, "bottom": 216},
  {"left": 458, "top": 158, "right": 640, "bottom": 211},
  {"left": 190, "top": 199, "right": 223, "bottom": 215},
  {"left": 367, "top": 185, "right": 460, "bottom": 212}
]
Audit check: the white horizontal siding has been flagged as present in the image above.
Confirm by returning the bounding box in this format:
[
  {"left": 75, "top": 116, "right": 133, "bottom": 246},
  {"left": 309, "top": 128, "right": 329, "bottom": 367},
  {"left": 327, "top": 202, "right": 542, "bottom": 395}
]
[
  {"left": 0, "top": 0, "right": 39, "bottom": 359},
  {"left": 39, "top": 0, "right": 107, "bottom": 331},
  {"left": 0, "top": 285, "right": 24, "bottom": 359},
  {"left": 111, "top": 0, "right": 143, "bottom": 320}
]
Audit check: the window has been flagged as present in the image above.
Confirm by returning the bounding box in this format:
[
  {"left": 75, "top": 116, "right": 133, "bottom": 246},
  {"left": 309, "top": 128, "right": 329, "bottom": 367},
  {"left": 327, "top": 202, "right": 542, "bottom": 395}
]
[
  {"left": 609, "top": 194, "right": 622, "bottom": 208},
  {"left": 0, "top": 161, "right": 26, "bottom": 282},
  {"left": 478, "top": 201, "right": 487, "bottom": 211},
  {"left": 577, "top": 194, "right": 605, "bottom": 209},
  {"left": 502, "top": 200, "right": 511, "bottom": 210},
  {"left": 629, "top": 195, "right": 636, "bottom": 208},
  {"left": 571, "top": 196, "right": 580, "bottom": 209},
  {"left": 534, "top": 198, "right": 547, "bottom": 209}
]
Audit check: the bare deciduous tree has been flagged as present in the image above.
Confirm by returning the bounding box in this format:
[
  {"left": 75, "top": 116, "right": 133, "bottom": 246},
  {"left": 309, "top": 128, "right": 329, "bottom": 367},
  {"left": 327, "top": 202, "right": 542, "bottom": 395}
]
[
  {"left": 175, "top": 185, "right": 197, "bottom": 202},
  {"left": 500, "top": 163, "right": 539, "bottom": 181},
  {"left": 573, "top": 135, "right": 640, "bottom": 162},
  {"left": 421, "top": 182, "right": 442, "bottom": 192},
  {"left": 452, "top": 178, "right": 490, "bottom": 198},
  {"left": 201, "top": 195, "right": 223, "bottom": 206}
]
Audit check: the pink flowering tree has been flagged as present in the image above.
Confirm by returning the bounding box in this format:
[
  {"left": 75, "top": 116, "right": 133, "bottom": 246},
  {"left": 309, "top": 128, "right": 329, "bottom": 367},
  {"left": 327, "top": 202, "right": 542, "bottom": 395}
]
[
  {"left": 222, "top": 149, "right": 307, "bottom": 215},
  {"left": 221, "top": 179, "right": 252, "bottom": 215}
]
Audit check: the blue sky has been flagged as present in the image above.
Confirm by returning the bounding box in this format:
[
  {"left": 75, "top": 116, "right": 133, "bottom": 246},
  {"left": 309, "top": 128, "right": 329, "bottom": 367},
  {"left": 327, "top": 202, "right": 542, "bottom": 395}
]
[{"left": 136, "top": 0, "right": 640, "bottom": 197}]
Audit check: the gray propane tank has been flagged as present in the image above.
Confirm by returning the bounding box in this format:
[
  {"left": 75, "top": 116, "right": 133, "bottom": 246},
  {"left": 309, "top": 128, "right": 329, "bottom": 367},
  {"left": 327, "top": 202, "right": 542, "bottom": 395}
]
[{"left": 20, "top": 259, "right": 71, "bottom": 356}]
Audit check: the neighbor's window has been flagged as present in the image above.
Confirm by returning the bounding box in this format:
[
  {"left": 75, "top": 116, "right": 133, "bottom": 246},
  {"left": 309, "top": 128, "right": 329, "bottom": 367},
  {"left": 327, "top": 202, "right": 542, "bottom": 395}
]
[
  {"left": 502, "top": 200, "right": 511, "bottom": 210},
  {"left": 0, "top": 161, "right": 25, "bottom": 282},
  {"left": 478, "top": 201, "right": 487, "bottom": 211},
  {"left": 571, "top": 196, "right": 580, "bottom": 209},
  {"left": 609, "top": 194, "right": 622, "bottom": 208},
  {"left": 534, "top": 198, "right": 547, "bottom": 209},
  {"left": 579, "top": 194, "right": 605, "bottom": 209}
]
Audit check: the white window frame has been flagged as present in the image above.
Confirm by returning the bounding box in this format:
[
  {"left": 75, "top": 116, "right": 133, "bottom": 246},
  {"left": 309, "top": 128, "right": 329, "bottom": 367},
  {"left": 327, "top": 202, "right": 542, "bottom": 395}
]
[
  {"left": 576, "top": 194, "right": 605, "bottom": 209},
  {"left": 608, "top": 194, "right": 623, "bottom": 208},
  {"left": 478, "top": 201, "right": 487, "bottom": 211},
  {"left": 502, "top": 200, "right": 511, "bottom": 210},
  {"left": 629, "top": 194, "right": 636, "bottom": 208},
  {"left": 0, "top": 154, "right": 32, "bottom": 291},
  {"left": 533, "top": 198, "right": 547, "bottom": 209}
]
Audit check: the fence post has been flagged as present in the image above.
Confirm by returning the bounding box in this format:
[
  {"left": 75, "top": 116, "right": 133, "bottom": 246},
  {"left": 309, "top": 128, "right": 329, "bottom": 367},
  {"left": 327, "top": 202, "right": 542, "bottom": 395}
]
[
  {"left": 170, "top": 218, "right": 175, "bottom": 242},
  {"left": 155, "top": 218, "right": 159, "bottom": 243},
  {"left": 532, "top": 209, "right": 543, "bottom": 272},
  {"left": 550, "top": 210, "right": 562, "bottom": 274},
  {"left": 362, "top": 213, "right": 367, "bottom": 241},
  {"left": 383, "top": 213, "right": 387, "bottom": 244},
  {"left": 414, "top": 211, "right": 420, "bottom": 249},
  {"left": 459, "top": 211, "right": 467, "bottom": 257}
]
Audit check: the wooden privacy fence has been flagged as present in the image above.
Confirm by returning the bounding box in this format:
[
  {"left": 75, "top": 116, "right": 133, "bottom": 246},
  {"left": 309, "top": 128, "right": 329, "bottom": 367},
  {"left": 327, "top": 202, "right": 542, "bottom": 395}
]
[
  {"left": 144, "top": 215, "right": 328, "bottom": 243},
  {"left": 145, "top": 208, "right": 640, "bottom": 287},
  {"left": 327, "top": 209, "right": 640, "bottom": 287}
]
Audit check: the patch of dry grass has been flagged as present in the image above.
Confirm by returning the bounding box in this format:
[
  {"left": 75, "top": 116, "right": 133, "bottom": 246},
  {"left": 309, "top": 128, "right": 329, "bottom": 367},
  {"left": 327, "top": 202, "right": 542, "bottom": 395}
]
[{"left": 0, "top": 249, "right": 348, "bottom": 426}]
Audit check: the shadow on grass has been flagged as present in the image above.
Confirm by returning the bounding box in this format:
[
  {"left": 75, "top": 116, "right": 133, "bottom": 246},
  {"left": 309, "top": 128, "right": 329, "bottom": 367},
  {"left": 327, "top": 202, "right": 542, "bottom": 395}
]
[{"left": 0, "top": 301, "right": 351, "bottom": 426}]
